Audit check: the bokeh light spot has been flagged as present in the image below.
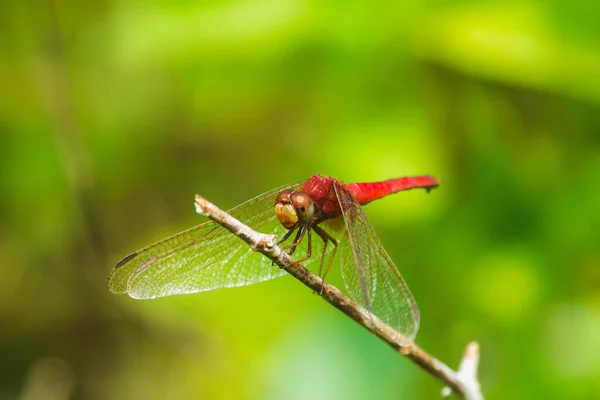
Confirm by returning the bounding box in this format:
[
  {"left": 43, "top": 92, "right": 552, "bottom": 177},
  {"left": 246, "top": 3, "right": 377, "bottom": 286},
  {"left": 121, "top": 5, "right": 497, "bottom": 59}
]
[{"left": 469, "top": 249, "right": 542, "bottom": 323}]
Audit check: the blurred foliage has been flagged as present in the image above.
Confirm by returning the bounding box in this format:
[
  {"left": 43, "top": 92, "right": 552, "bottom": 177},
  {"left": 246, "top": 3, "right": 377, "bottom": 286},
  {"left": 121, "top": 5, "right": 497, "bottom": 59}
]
[{"left": 1, "top": 0, "right": 599, "bottom": 399}]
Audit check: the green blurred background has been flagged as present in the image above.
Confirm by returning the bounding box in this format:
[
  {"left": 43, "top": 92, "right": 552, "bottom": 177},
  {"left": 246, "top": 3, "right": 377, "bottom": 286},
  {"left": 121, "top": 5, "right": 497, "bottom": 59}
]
[{"left": 2, "top": 0, "right": 599, "bottom": 399}]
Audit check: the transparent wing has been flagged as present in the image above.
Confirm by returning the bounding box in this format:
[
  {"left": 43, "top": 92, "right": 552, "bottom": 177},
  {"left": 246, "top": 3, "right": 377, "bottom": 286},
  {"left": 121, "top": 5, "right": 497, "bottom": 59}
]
[
  {"left": 109, "top": 180, "right": 306, "bottom": 299},
  {"left": 333, "top": 182, "right": 420, "bottom": 343}
]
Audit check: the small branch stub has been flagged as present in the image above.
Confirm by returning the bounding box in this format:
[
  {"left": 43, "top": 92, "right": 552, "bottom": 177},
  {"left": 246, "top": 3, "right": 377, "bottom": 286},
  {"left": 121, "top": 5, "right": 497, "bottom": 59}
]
[
  {"left": 251, "top": 234, "right": 278, "bottom": 253},
  {"left": 194, "top": 195, "right": 210, "bottom": 216},
  {"left": 442, "top": 341, "right": 483, "bottom": 400}
]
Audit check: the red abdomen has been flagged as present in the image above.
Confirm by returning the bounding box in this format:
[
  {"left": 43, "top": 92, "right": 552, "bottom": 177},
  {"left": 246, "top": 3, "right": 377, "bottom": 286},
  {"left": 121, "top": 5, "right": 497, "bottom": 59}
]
[
  {"left": 347, "top": 176, "right": 440, "bottom": 205},
  {"left": 301, "top": 175, "right": 439, "bottom": 223}
]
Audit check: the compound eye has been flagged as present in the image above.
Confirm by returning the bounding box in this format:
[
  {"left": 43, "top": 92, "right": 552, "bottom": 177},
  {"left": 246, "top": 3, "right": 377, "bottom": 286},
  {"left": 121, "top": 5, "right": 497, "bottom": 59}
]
[
  {"left": 275, "top": 189, "right": 294, "bottom": 205},
  {"left": 290, "top": 191, "right": 314, "bottom": 223}
]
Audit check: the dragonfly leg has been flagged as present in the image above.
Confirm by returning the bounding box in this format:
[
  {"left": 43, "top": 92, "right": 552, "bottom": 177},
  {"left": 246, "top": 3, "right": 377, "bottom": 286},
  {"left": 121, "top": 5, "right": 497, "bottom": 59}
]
[
  {"left": 273, "top": 226, "right": 298, "bottom": 267},
  {"left": 312, "top": 225, "right": 338, "bottom": 295},
  {"left": 291, "top": 226, "right": 313, "bottom": 264},
  {"left": 317, "top": 236, "right": 328, "bottom": 277},
  {"left": 276, "top": 225, "right": 314, "bottom": 270},
  {"left": 280, "top": 225, "right": 306, "bottom": 255},
  {"left": 277, "top": 225, "right": 298, "bottom": 246}
]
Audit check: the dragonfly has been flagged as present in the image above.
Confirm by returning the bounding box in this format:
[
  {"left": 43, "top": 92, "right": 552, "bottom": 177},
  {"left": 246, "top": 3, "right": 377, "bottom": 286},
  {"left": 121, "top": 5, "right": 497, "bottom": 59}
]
[{"left": 109, "top": 175, "right": 439, "bottom": 342}]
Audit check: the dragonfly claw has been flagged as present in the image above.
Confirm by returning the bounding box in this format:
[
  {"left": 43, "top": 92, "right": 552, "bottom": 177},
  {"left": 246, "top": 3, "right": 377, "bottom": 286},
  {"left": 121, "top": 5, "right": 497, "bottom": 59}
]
[
  {"left": 310, "top": 283, "right": 325, "bottom": 297},
  {"left": 278, "top": 259, "right": 294, "bottom": 270}
]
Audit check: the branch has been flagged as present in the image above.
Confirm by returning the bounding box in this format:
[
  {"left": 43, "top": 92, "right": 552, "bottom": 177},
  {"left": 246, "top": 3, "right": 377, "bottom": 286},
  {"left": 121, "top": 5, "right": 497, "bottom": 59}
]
[
  {"left": 442, "top": 342, "right": 482, "bottom": 400},
  {"left": 194, "top": 194, "right": 483, "bottom": 399}
]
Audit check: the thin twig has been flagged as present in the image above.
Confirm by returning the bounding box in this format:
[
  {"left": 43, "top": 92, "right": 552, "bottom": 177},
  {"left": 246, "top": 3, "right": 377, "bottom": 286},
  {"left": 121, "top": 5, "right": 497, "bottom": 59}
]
[
  {"left": 194, "top": 194, "right": 483, "bottom": 399},
  {"left": 442, "top": 342, "right": 483, "bottom": 400}
]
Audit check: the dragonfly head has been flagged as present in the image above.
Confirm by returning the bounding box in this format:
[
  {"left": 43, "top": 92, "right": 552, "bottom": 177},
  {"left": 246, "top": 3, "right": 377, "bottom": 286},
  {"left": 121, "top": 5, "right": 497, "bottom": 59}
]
[{"left": 274, "top": 189, "right": 314, "bottom": 229}]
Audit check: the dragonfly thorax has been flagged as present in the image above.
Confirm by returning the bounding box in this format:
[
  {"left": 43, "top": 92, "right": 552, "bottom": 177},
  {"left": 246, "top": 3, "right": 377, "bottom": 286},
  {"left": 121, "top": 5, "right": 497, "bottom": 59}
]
[{"left": 274, "top": 189, "right": 315, "bottom": 229}]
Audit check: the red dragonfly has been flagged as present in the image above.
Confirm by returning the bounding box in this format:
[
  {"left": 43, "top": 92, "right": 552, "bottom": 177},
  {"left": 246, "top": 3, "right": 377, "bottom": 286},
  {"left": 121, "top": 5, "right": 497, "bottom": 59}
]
[{"left": 109, "top": 175, "right": 439, "bottom": 342}]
